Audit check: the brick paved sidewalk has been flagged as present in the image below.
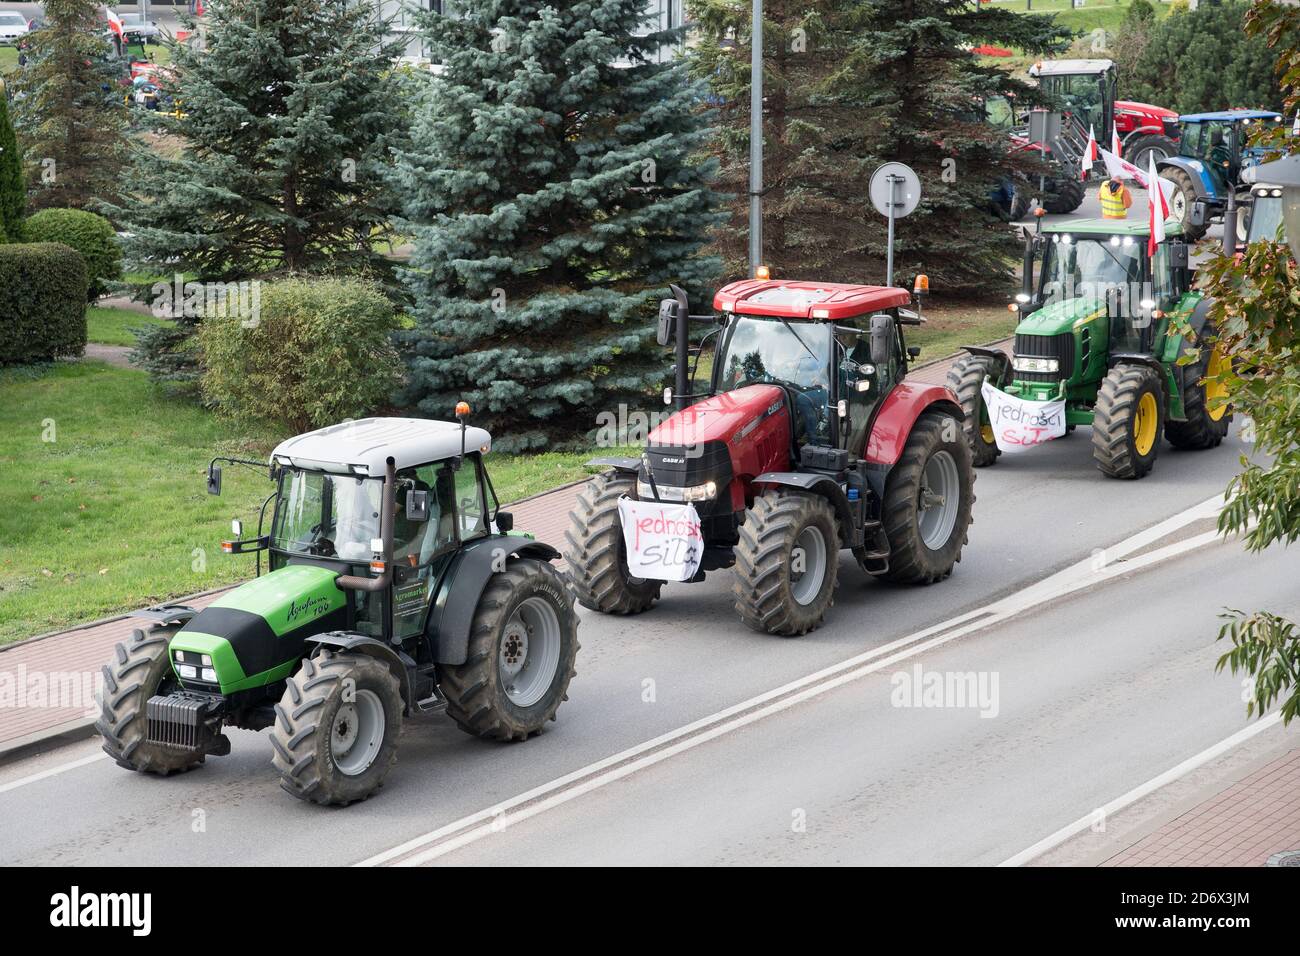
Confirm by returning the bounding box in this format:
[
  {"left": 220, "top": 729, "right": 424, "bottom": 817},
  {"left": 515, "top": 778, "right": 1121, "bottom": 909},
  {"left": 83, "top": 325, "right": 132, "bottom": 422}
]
[
  {"left": 0, "top": 342, "right": 1005, "bottom": 756},
  {"left": 1101, "top": 746, "right": 1300, "bottom": 867}
]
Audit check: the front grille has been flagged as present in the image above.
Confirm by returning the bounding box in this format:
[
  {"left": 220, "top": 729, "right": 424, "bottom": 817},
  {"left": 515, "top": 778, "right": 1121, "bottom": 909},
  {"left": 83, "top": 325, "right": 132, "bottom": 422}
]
[
  {"left": 1013, "top": 332, "right": 1076, "bottom": 383},
  {"left": 642, "top": 441, "right": 735, "bottom": 517},
  {"left": 146, "top": 693, "right": 210, "bottom": 750}
]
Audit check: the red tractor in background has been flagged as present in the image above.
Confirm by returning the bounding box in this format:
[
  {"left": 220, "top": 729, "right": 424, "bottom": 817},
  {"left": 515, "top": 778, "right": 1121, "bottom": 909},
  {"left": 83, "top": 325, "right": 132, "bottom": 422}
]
[{"left": 565, "top": 278, "right": 976, "bottom": 637}]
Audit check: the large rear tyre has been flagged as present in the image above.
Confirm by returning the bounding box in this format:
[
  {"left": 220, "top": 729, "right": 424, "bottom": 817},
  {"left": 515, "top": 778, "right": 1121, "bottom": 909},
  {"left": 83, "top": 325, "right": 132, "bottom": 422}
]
[
  {"left": 564, "top": 471, "right": 661, "bottom": 614},
  {"left": 1166, "top": 321, "right": 1232, "bottom": 450},
  {"left": 945, "top": 355, "right": 1001, "bottom": 467},
  {"left": 1092, "top": 364, "right": 1164, "bottom": 479},
  {"left": 875, "top": 412, "right": 975, "bottom": 585},
  {"left": 1042, "top": 177, "right": 1085, "bottom": 214},
  {"left": 439, "top": 558, "right": 579, "bottom": 740},
  {"left": 97, "top": 625, "right": 206, "bottom": 776},
  {"left": 732, "top": 491, "right": 839, "bottom": 637},
  {"left": 1125, "top": 134, "right": 1176, "bottom": 172},
  {"left": 271, "top": 649, "right": 402, "bottom": 806},
  {"left": 1161, "top": 168, "right": 1208, "bottom": 241}
]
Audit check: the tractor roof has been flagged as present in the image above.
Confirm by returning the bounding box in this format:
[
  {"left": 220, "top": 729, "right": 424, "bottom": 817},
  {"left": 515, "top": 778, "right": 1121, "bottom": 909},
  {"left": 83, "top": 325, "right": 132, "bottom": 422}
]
[
  {"left": 271, "top": 417, "right": 492, "bottom": 477},
  {"left": 1178, "top": 110, "right": 1281, "bottom": 123},
  {"left": 714, "top": 279, "right": 911, "bottom": 321},
  {"left": 1041, "top": 217, "right": 1184, "bottom": 238},
  {"left": 1028, "top": 58, "right": 1113, "bottom": 77}
]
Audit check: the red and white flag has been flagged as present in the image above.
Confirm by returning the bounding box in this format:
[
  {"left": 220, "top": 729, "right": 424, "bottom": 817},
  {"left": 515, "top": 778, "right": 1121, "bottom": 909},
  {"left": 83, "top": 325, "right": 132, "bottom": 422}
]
[
  {"left": 106, "top": 7, "right": 124, "bottom": 39},
  {"left": 1082, "top": 124, "right": 1098, "bottom": 181},
  {"left": 1147, "top": 149, "right": 1170, "bottom": 256},
  {"left": 1111, "top": 125, "right": 1122, "bottom": 159}
]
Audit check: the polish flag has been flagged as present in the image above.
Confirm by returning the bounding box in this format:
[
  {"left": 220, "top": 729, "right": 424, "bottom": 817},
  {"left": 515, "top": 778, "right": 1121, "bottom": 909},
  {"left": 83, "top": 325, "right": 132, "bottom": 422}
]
[
  {"left": 106, "top": 7, "right": 124, "bottom": 39},
  {"left": 1147, "top": 149, "right": 1170, "bottom": 257},
  {"left": 1082, "top": 125, "right": 1098, "bottom": 181},
  {"left": 1111, "top": 125, "right": 1122, "bottom": 159}
]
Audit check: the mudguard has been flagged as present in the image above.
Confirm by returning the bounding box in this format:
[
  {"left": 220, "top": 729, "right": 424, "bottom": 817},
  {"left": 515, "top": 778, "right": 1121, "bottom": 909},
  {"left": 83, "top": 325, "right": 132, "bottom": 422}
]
[
  {"left": 1157, "top": 156, "right": 1216, "bottom": 200},
  {"left": 960, "top": 346, "right": 1011, "bottom": 383},
  {"left": 865, "top": 382, "right": 964, "bottom": 467},
  {"left": 425, "top": 535, "right": 561, "bottom": 665},
  {"left": 305, "top": 631, "right": 414, "bottom": 706},
  {"left": 751, "top": 471, "right": 855, "bottom": 548},
  {"left": 129, "top": 604, "right": 198, "bottom": 627},
  {"left": 587, "top": 456, "right": 641, "bottom": 474}
]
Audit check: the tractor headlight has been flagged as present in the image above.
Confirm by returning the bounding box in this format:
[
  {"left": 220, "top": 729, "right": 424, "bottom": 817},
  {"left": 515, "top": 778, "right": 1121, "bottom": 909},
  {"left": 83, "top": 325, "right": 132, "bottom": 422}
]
[
  {"left": 636, "top": 479, "right": 717, "bottom": 503},
  {"left": 1012, "top": 356, "right": 1060, "bottom": 374},
  {"left": 201, "top": 668, "right": 218, "bottom": 683},
  {"left": 177, "top": 664, "right": 198, "bottom": 680}
]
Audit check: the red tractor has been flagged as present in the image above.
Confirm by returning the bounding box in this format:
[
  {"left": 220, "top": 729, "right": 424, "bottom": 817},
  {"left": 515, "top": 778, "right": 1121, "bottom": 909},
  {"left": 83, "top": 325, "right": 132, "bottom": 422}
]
[{"left": 565, "top": 278, "right": 977, "bottom": 637}]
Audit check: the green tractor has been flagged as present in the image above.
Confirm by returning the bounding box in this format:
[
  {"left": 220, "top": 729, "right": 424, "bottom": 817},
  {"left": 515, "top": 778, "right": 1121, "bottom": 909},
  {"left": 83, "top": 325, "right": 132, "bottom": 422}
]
[
  {"left": 947, "top": 218, "right": 1231, "bottom": 479},
  {"left": 96, "top": 413, "right": 579, "bottom": 805}
]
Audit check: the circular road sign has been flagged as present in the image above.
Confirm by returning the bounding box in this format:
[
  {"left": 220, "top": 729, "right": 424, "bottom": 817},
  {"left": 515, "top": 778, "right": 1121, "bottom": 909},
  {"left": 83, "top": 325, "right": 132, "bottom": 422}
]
[{"left": 869, "top": 162, "right": 922, "bottom": 219}]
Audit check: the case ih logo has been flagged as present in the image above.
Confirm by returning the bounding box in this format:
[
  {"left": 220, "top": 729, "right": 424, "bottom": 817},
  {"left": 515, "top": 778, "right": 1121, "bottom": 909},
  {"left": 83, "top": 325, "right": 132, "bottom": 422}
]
[{"left": 49, "top": 886, "right": 151, "bottom": 936}]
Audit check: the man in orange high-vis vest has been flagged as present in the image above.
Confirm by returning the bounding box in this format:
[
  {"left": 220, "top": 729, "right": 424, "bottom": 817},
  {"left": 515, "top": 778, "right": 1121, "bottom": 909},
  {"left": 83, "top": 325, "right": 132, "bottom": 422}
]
[{"left": 1100, "top": 177, "right": 1133, "bottom": 219}]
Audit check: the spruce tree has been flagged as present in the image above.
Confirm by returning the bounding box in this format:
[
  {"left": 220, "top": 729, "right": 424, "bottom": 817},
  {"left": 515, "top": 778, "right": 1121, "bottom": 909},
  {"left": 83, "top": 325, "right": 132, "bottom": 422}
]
[
  {"left": 103, "top": 0, "right": 408, "bottom": 393},
  {"left": 0, "top": 82, "right": 23, "bottom": 241},
  {"left": 392, "top": 1, "right": 724, "bottom": 451},
  {"left": 690, "top": 0, "right": 1069, "bottom": 294},
  {"left": 8, "top": 0, "right": 128, "bottom": 211}
]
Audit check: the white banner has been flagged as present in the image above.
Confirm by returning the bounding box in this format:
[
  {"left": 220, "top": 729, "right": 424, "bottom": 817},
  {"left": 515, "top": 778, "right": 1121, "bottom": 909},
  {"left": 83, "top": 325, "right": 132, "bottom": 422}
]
[
  {"left": 617, "top": 497, "right": 704, "bottom": 583},
  {"left": 980, "top": 381, "right": 1067, "bottom": 453}
]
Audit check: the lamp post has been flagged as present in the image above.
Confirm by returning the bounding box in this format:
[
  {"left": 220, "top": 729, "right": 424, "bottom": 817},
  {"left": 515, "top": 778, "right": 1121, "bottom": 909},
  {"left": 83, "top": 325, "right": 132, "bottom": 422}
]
[{"left": 748, "top": 0, "right": 762, "bottom": 276}]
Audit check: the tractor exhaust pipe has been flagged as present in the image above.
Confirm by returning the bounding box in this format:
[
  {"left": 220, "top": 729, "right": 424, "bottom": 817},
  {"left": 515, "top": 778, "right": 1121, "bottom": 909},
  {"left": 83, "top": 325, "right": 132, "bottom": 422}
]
[
  {"left": 671, "top": 284, "right": 690, "bottom": 412},
  {"left": 336, "top": 458, "right": 396, "bottom": 593}
]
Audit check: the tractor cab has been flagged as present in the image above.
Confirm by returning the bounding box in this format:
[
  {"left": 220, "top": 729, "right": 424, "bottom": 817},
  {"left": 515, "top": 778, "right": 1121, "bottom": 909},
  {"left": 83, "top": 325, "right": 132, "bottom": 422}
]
[
  {"left": 1028, "top": 58, "right": 1118, "bottom": 147},
  {"left": 1244, "top": 182, "right": 1286, "bottom": 245}
]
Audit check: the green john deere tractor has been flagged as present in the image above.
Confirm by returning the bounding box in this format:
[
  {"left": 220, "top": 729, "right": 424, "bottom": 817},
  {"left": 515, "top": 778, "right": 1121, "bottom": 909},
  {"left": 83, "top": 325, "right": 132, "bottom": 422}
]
[
  {"left": 947, "top": 218, "right": 1231, "bottom": 479},
  {"left": 96, "top": 413, "right": 579, "bottom": 806}
]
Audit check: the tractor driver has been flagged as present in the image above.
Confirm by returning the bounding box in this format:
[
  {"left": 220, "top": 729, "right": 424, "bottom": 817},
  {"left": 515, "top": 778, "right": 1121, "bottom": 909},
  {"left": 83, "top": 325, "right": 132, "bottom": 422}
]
[{"left": 771, "top": 351, "right": 830, "bottom": 444}]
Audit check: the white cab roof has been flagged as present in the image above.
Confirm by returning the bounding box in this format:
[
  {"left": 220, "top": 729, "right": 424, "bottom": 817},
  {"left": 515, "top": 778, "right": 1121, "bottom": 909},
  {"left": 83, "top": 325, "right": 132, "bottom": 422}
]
[
  {"left": 271, "top": 417, "right": 492, "bottom": 476},
  {"left": 1029, "top": 59, "right": 1114, "bottom": 77}
]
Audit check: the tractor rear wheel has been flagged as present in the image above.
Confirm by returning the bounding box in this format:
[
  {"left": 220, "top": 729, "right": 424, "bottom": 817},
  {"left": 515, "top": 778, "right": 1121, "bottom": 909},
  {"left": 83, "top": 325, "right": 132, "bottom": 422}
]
[
  {"left": 1042, "top": 177, "right": 1085, "bottom": 214},
  {"left": 945, "top": 355, "right": 1001, "bottom": 467},
  {"left": 1125, "top": 134, "right": 1176, "bottom": 171},
  {"left": 1092, "top": 364, "right": 1164, "bottom": 479},
  {"left": 439, "top": 558, "right": 579, "bottom": 740},
  {"left": 1162, "top": 168, "right": 1207, "bottom": 241},
  {"left": 97, "top": 624, "right": 206, "bottom": 776},
  {"left": 564, "top": 471, "right": 661, "bottom": 614},
  {"left": 1166, "top": 322, "right": 1232, "bottom": 450},
  {"left": 732, "top": 491, "right": 839, "bottom": 637},
  {"left": 875, "top": 412, "right": 975, "bottom": 585},
  {"left": 271, "top": 649, "right": 403, "bottom": 806}
]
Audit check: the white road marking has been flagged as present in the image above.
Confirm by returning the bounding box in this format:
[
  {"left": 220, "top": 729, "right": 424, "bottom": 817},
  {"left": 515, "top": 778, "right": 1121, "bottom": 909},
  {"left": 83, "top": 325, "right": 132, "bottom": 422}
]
[
  {"left": 0, "top": 751, "right": 107, "bottom": 796},
  {"left": 359, "top": 493, "right": 1234, "bottom": 866},
  {"left": 999, "top": 712, "right": 1283, "bottom": 867}
]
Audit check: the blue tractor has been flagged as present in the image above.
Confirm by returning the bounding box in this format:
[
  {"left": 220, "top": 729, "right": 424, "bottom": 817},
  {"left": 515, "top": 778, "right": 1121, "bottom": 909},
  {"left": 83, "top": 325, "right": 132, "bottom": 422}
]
[{"left": 1157, "top": 109, "right": 1283, "bottom": 241}]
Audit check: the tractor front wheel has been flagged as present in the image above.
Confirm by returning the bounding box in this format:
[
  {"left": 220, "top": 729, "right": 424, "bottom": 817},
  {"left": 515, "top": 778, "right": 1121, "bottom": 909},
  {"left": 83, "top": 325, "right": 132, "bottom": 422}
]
[
  {"left": 97, "top": 625, "right": 206, "bottom": 776},
  {"left": 945, "top": 355, "right": 1001, "bottom": 467},
  {"left": 439, "top": 558, "right": 579, "bottom": 740},
  {"left": 1125, "top": 134, "right": 1176, "bottom": 171},
  {"left": 1162, "top": 168, "right": 1208, "bottom": 241},
  {"left": 1042, "top": 177, "right": 1085, "bottom": 214},
  {"left": 564, "top": 471, "right": 662, "bottom": 614},
  {"left": 1166, "top": 322, "right": 1232, "bottom": 450},
  {"left": 732, "top": 491, "right": 839, "bottom": 637},
  {"left": 875, "top": 412, "right": 975, "bottom": 585},
  {"left": 1092, "top": 364, "right": 1164, "bottom": 479},
  {"left": 271, "top": 649, "right": 403, "bottom": 806}
]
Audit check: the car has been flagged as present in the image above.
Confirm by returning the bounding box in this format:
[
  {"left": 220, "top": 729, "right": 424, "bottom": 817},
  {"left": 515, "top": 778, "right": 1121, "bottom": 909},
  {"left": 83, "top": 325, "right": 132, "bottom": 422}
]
[
  {"left": 119, "top": 13, "right": 161, "bottom": 41},
  {"left": 0, "top": 9, "right": 30, "bottom": 45}
]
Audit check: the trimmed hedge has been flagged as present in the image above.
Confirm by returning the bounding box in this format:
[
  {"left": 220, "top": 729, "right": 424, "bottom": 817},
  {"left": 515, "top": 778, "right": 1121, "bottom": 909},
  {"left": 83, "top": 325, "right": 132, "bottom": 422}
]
[
  {"left": 198, "top": 276, "right": 401, "bottom": 433},
  {"left": 0, "top": 243, "right": 89, "bottom": 365},
  {"left": 21, "top": 208, "right": 122, "bottom": 300}
]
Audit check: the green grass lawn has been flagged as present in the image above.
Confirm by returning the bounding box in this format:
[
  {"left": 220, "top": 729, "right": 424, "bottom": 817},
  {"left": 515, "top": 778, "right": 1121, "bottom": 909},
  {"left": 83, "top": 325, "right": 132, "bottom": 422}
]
[
  {"left": 0, "top": 361, "right": 620, "bottom": 645},
  {"left": 86, "top": 306, "right": 170, "bottom": 347},
  {"left": 908, "top": 300, "right": 1020, "bottom": 366}
]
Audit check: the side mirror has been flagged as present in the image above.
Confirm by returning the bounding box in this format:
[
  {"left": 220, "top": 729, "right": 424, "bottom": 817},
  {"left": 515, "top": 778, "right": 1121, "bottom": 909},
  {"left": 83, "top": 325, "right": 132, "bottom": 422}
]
[
  {"left": 495, "top": 510, "right": 514, "bottom": 533},
  {"left": 231, "top": 518, "right": 242, "bottom": 538},
  {"left": 869, "top": 313, "right": 893, "bottom": 366},
  {"left": 405, "top": 489, "right": 430, "bottom": 522},
  {"left": 206, "top": 464, "right": 222, "bottom": 496},
  {"left": 1167, "top": 241, "right": 1189, "bottom": 270},
  {"left": 656, "top": 297, "right": 679, "bottom": 348}
]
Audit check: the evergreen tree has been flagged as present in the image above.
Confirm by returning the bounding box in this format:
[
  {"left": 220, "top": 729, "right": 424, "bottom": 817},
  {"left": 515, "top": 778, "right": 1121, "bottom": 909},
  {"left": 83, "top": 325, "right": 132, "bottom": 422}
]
[
  {"left": 0, "top": 81, "right": 23, "bottom": 241},
  {"left": 103, "top": 0, "right": 408, "bottom": 393},
  {"left": 689, "top": 0, "right": 1069, "bottom": 293},
  {"left": 8, "top": 0, "right": 128, "bottom": 211},
  {"left": 1123, "top": 2, "right": 1281, "bottom": 115},
  {"left": 393, "top": 1, "right": 724, "bottom": 451}
]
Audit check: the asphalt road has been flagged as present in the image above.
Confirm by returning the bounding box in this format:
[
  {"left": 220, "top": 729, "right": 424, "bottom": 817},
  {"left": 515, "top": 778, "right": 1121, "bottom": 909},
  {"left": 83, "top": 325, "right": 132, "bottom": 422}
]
[{"left": 0, "top": 419, "right": 1270, "bottom": 866}]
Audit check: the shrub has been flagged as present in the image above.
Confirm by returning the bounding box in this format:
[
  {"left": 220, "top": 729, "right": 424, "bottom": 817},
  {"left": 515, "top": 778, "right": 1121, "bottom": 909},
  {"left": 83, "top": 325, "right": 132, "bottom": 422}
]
[
  {"left": 198, "top": 276, "right": 401, "bottom": 434},
  {"left": 0, "top": 84, "right": 23, "bottom": 242},
  {"left": 0, "top": 242, "right": 88, "bottom": 365},
  {"left": 21, "top": 208, "right": 122, "bottom": 299}
]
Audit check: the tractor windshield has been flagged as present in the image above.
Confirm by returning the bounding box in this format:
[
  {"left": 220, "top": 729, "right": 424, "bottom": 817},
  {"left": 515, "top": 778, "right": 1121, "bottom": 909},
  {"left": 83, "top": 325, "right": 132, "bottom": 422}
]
[
  {"left": 1247, "top": 194, "right": 1284, "bottom": 244},
  {"left": 272, "top": 470, "right": 384, "bottom": 562},
  {"left": 715, "top": 315, "right": 832, "bottom": 442},
  {"left": 1040, "top": 235, "right": 1144, "bottom": 307}
]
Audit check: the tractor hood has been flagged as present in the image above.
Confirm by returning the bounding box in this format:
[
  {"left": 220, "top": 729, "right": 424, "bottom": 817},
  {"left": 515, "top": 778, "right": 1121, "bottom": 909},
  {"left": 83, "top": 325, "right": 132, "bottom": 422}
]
[
  {"left": 648, "top": 384, "right": 787, "bottom": 448},
  {"left": 1116, "top": 100, "right": 1177, "bottom": 121},
  {"left": 1018, "top": 296, "right": 1106, "bottom": 337},
  {"left": 168, "top": 565, "right": 348, "bottom": 694}
]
